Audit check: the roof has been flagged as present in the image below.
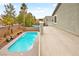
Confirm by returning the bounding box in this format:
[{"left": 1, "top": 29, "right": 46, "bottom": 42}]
[{"left": 52, "top": 3, "right": 61, "bottom": 16}]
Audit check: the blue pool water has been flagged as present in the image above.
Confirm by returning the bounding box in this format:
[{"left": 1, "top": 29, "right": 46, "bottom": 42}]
[{"left": 8, "top": 32, "right": 38, "bottom": 52}]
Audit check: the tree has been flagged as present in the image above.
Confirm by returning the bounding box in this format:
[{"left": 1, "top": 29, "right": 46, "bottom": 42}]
[
  {"left": 2, "top": 3, "right": 16, "bottom": 25},
  {"left": 20, "top": 3, "right": 28, "bottom": 14},
  {"left": 2, "top": 3, "right": 16, "bottom": 34},
  {"left": 25, "top": 13, "right": 36, "bottom": 27},
  {"left": 21, "top": 3, "right": 28, "bottom": 10},
  {"left": 17, "top": 3, "right": 36, "bottom": 27},
  {"left": 24, "top": 13, "right": 32, "bottom": 27},
  {"left": 4, "top": 3, "right": 16, "bottom": 18},
  {"left": 17, "top": 3, "right": 27, "bottom": 25},
  {"left": 2, "top": 16, "right": 15, "bottom": 25},
  {"left": 32, "top": 16, "right": 36, "bottom": 25},
  {"left": 16, "top": 13, "right": 24, "bottom": 25}
]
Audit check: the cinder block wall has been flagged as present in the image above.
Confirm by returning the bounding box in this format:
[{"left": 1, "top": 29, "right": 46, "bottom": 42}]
[{"left": 53, "top": 3, "right": 79, "bottom": 36}]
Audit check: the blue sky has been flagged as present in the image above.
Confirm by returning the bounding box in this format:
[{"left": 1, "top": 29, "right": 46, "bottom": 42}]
[{"left": 0, "top": 3, "right": 57, "bottom": 19}]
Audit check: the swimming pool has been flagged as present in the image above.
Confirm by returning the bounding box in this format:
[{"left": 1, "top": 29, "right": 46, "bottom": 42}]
[{"left": 8, "top": 32, "right": 38, "bottom": 52}]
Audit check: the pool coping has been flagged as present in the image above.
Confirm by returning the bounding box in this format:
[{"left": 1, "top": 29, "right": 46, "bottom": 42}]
[{"left": 0, "top": 31, "right": 40, "bottom": 56}]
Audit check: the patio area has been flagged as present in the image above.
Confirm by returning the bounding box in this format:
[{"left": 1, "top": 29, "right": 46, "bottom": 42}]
[{"left": 40, "top": 26, "right": 79, "bottom": 56}]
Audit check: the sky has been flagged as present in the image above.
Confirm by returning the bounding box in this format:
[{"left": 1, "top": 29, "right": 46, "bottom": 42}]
[{"left": 0, "top": 3, "right": 57, "bottom": 19}]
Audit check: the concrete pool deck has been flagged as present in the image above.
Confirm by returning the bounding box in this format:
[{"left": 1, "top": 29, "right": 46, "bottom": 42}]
[
  {"left": 0, "top": 32, "right": 40, "bottom": 56},
  {"left": 40, "top": 26, "right": 79, "bottom": 56}
]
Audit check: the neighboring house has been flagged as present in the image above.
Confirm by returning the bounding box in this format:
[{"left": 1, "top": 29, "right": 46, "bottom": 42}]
[
  {"left": 52, "top": 3, "right": 79, "bottom": 36},
  {"left": 43, "top": 16, "right": 53, "bottom": 26}
]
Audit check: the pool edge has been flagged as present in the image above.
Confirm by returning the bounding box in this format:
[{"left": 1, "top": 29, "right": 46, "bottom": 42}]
[{"left": 0, "top": 31, "right": 40, "bottom": 56}]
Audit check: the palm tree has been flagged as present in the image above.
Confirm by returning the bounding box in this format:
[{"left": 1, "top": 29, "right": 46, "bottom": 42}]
[
  {"left": 20, "top": 3, "right": 28, "bottom": 26},
  {"left": 20, "top": 3, "right": 28, "bottom": 14}
]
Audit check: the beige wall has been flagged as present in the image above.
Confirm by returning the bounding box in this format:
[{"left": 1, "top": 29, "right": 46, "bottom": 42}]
[
  {"left": 53, "top": 3, "right": 79, "bottom": 36},
  {"left": 44, "top": 16, "right": 53, "bottom": 26}
]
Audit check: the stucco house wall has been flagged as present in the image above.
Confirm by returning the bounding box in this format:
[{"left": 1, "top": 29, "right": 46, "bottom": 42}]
[
  {"left": 52, "top": 3, "right": 79, "bottom": 36},
  {"left": 44, "top": 16, "right": 53, "bottom": 26}
]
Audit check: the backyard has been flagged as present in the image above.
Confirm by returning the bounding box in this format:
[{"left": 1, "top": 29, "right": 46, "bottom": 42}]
[
  {"left": 0, "top": 3, "right": 39, "bottom": 56},
  {"left": 0, "top": 3, "right": 79, "bottom": 56}
]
